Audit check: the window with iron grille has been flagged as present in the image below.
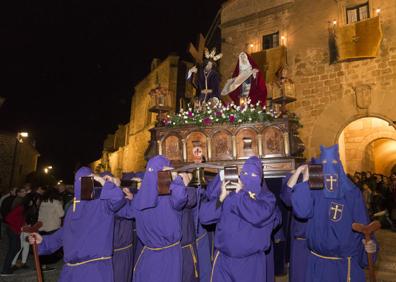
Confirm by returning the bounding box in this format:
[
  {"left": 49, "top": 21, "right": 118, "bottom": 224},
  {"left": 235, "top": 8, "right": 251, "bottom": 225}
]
[
  {"left": 262, "top": 32, "right": 279, "bottom": 50},
  {"left": 346, "top": 2, "right": 369, "bottom": 24}
]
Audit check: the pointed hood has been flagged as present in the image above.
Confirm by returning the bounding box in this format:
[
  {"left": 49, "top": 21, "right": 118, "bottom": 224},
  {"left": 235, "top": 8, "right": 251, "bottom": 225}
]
[
  {"left": 134, "top": 155, "right": 170, "bottom": 210},
  {"left": 319, "top": 144, "right": 355, "bottom": 198},
  {"left": 74, "top": 167, "right": 93, "bottom": 201},
  {"left": 71, "top": 166, "right": 93, "bottom": 219},
  {"left": 240, "top": 156, "right": 263, "bottom": 194}
]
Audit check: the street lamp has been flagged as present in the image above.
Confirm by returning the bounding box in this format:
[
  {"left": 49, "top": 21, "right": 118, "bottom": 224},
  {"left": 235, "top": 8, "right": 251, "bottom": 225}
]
[
  {"left": 9, "top": 132, "right": 29, "bottom": 188},
  {"left": 44, "top": 166, "right": 53, "bottom": 174},
  {"left": 19, "top": 132, "right": 29, "bottom": 138}
]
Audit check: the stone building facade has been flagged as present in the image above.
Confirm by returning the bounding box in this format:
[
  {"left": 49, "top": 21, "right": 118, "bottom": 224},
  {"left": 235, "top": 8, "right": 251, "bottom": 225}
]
[
  {"left": 0, "top": 131, "right": 40, "bottom": 192},
  {"left": 220, "top": 0, "right": 396, "bottom": 174},
  {"left": 92, "top": 0, "right": 396, "bottom": 176},
  {"left": 91, "top": 55, "right": 193, "bottom": 176}
]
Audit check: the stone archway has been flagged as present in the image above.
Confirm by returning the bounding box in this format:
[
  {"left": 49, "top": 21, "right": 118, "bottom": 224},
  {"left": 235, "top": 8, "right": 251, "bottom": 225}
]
[
  {"left": 306, "top": 86, "right": 396, "bottom": 159},
  {"left": 337, "top": 117, "right": 396, "bottom": 174},
  {"left": 367, "top": 138, "right": 396, "bottom": 175}
]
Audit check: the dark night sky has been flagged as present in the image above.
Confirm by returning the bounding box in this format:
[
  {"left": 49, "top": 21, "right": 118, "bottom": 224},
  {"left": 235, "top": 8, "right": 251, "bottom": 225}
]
[{"left": 0, "top": 0, "right": 225, "bottom": 183}]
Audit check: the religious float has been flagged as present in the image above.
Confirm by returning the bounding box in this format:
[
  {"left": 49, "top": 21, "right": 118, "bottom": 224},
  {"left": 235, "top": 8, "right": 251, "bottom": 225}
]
[{"left": 144, "top": 43, "right": 305, "bottom": 179}]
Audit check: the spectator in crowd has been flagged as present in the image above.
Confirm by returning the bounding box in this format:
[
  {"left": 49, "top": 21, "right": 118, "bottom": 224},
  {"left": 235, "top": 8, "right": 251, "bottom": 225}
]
[
  {"left": 11, "top": 184, "right": 38, "bottom": 270},
  {"left": 371, "top": 183, "right": 396, "bottom": 231},
  {"left": 38, "top": 187, "right": 64, "bottom": 269},
  {"left": 11, "top": 183, "right": 45, "bottom": 270},
  {"left": 366, "top": 171, "right": 377, "bottom": 191},
  {"left": 0, "top": 188, "right": 17, "bottom": 240},
  {"left": 361, "top": 183, "right": 372, "bottom": 212},
  {"left": 352, "top": 173, "right": 361, "bottom": 189},
  {"left": 1, "top": 187, "right": 28, "bottom": 276},
  {"left": 56, "top": 183, "right": 73, "bottom": 211}
]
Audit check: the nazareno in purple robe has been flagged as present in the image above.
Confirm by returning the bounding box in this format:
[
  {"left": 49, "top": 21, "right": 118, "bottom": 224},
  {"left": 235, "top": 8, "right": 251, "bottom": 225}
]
[
  {"left": 117, "top": 156, "right": 188, "bottom": 282},
  {"left": 291, "top": 145, "right": 377, "bottom": 282},
  {"left": 38, "top": 167, "right": 126, "bottom": 282},
  {"left": 194, "top": 176, "right": 222, "bottom": 282},
  {"left": 107, "top": 171, "right": 135, "bottom": 282},
  {"left": 199, "top": 156, "right": 277, "bottom": 282},
  {"left": 280, "top": 172, "right": 309, "bottom": 282},
  {"left": 181, "top": 187, "right": 199, "bottom": 282},
  {"left": 129, "top": 171, "right": 145, "bottom": 273},
  {"left": 265, "top": 206, "right": 283, "bottom": 282}
]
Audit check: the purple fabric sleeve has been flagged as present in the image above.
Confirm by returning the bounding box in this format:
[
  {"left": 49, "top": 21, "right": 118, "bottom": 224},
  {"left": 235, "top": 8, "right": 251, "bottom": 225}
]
[
  {"left": 185, "top": 186, "right": 197, "bottom": 208},
  {"left": 279, "top": 175, "right": 293, "bottom": 207},
  {"left": 169, "top": 176, "right": 188, "bottom": 211},
  {"left": 100, "top": 181, "right": 126, "bottom": 212},
  {"left": 291, "top": 181, "right": 314, "bottom": 219},
  {"left": 38, "top": 227, "right": 64, "bottom": 256},
  {"left": 116, "top": 200, "right": 135, "bottom": 219},
  {"left": 199, "top": 198, "right": 221, "bottom": 225}
]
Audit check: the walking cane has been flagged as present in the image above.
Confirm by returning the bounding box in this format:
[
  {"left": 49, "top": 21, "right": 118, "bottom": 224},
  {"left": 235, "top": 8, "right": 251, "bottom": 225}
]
[
  {"left": 352, "top": 220, "right": 381, "bottom": 282},
  {"left": 22, "top": 222, "right": 43, "bottom": 282}
]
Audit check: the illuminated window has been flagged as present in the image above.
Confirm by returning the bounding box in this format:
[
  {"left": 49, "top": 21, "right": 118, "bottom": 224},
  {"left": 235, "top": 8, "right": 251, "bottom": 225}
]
[
  {"left": 346, "top": 2, "right": 369, "bottom": 24},
  {"left": 262, "top": 32, "right": 279, "bottom": 50}
]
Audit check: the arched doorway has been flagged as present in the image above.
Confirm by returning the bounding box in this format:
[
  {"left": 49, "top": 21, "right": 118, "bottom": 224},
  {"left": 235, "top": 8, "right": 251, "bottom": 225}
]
[{"left": 338, "top": 117, "right": 396, "bottom": 175}]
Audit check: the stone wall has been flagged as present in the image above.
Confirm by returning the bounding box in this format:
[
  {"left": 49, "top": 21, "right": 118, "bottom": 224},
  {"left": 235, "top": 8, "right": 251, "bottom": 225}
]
[
  {"left": 91, "top": 55, "right": 193, "bottom": 175},
  {"left": 0, "top": 132, "right": 39, "bottom": 192},
  {"left": 220, "top": 0, "right": 396, "bottom": 168}
]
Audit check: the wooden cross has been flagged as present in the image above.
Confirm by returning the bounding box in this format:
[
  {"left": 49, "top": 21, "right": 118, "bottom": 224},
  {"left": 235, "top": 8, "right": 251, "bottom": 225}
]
[
  {"left": 352, "top": 221, "right": 381, "bottom": 282},
  {"left": 22, "top": 222, "right": 44, "bottom": 282},
  {"left": 326, "top": 175, "right": 337, "bottom": 191},
  {"left": 188, "top": 34, "right": 206, "bottom": 65}
]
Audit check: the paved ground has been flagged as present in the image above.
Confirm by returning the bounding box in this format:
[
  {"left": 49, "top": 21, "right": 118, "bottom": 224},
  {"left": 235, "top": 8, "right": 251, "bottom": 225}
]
[
  {"left": 0, "top": 226, "right": 61, "bottom": 282},
  {"left": 0, "top": 227, "right": 395, "bottom": 282}
]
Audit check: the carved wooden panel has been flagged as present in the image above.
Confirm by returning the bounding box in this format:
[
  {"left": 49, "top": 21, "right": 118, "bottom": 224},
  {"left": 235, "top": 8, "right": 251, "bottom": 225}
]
[
  {"left": 236, "top": 128, "right": 258, "bottom": 159},
  {"left": 262, "top": 127, "right": 284, "bottom": 157},
  {"left": 163, "top": 135, "right": 182, "bottom": 161},
  {"left": 263, "top": 161, "right": 293, "bottom": 171},
  {"left": 211, "top": 131, "right": 233, "bottom": 161},
  {"left": 186, "top": 132, "right": 208, "bottom": 162}
]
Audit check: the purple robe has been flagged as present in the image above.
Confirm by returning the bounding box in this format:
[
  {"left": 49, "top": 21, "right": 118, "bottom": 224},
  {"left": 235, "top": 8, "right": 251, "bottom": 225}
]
[
  {"left": 38, "top": 167, "right": 126, "bottom": 282},
  {"left": 291, "top": 145, "right": 376, "bottom": 282},
  {"left": 117, "top": 156, "right": 188, "bottom": 282},
  {"left": 195, "top": 178, "right": 221, "bottom": 282},
  {"left": 113, "top": 216, "right": 134, "bottom": 282},
  {"left": 280, "top": 173, "right": 309, "bottom": 282},
  {"left": 108, "top": 171, "right": 134, "bottom": 282},
  {"left": 188, "top": 64, "right": 220, "bottom": 103},
  {"left": 265, "top": 207, "right": 283, "bottom": 282},
  {"left": 181, "top": 187, "right": 199, "bottom": 282},
  {"left": 98, "top": 171, "right": 135, "bottom": 282},
  {"left": 200, "top": 157, "right": 276, "bottom": 282},
  {"left": 197, "top": 68, "right": 220, "bottom": 102}
]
